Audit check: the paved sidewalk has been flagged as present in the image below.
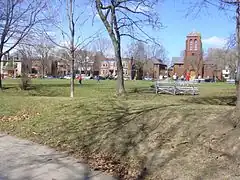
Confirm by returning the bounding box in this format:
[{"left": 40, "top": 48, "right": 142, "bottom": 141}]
[{"left": 0, "top": 134, "right": 116, "bottom": 180}]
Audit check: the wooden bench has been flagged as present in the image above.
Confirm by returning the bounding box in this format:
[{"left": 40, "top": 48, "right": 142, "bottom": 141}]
[{"left": 155, "top": 80, "right": 199, "bottom": 95}]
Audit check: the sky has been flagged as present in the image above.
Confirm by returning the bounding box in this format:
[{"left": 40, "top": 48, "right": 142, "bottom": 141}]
[
  {"left": 52, "top": 0, "right": 236, "bottom": 61},
  {"left": 158, "top": 0, "right": 235, "bottom": 58}
]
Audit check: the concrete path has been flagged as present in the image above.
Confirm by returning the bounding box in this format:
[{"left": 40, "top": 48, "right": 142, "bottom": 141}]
[{"left": 0, "top": 134, "right": 116, "bottom": 180}]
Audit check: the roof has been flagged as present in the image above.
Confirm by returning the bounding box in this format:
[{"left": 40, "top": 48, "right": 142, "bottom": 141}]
[
  {"left": 2, "top": 56, "right": 22, "bottom": 62},
  {"left": 150, "top": 58, "right": 167, "bottom": 66},
  {"left": 172, "top": 57, "right": 183, "bottom": 65},
  {"left": 203, "top": 60, "right": 215, "bottom": 65},
  {"left": 151, "top": 58, "right": 161, "bottom": 64},
  {"left": 174, "top": 62, "right": 184, "bottom": 65},
  {"left": 187, "top": 31, "right": 201, "bottom": 37}
]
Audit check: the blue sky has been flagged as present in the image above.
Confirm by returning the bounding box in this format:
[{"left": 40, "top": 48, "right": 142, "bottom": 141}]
[
  {"left": 158, "top": 0, "right": 235, "bottom": 58},
  {"left": 53, "top": 0, "right": 236, "bottom": 60}
]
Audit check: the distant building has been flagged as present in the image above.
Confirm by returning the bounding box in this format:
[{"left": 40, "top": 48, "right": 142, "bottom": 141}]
[
  {"left": 144, "top": 58, "right": 167, "bottom": 79},
  {"left": 0, "top": 55, "right": 22, "bottom": 78},
  {"left": 99, "top": 58, "right": 131, "bottom": 77},
  {"left": 222, "top": 66, "right": 231, "bottom": 80},
  {"left": 172, "top": 31, "right": 222, "bottom": 80}
]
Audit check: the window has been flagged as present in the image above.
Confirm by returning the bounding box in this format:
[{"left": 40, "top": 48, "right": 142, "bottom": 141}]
[
  {"left": 189, "top": 39, "right": 193, "bottom": 50},
  {"left": 194, "top": 39, "right": 198, "bottom": 50}
]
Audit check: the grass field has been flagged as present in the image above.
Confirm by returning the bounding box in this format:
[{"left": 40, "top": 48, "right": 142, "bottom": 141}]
[{"left": 0, "top": 79, "right": 239, "bottom": 179}]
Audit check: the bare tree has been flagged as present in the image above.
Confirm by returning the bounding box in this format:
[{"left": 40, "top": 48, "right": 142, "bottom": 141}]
[
  {"left": 46, "top": 0, "right": 98, "bottom": 98},
  {"left": 75, "top": 49, "right": 94, "bottom": 76},
  {"left": 17, "top": 44, "right": 35, "bottom": 90},
  {"left": 91, "top": 36, "right": 112, "bottom": 57},
  {"left": 0, "top": 0, "right": 48, "bottom": 89},
  {"left": 206, "top": 48, "right": 226, "bottom": 68},
  {"left": 95, "top": 0, "right": 162, "bottom": 95},
  {"left": 147, "top": 43, "right": 168, "bottom": 62},
  {"left": 34, "top": 40, "right": 54, "bottom": 78},
  {"left": 126, "top": 41, "right": 147, "bottom": 79},
  {"left": 18, "top": 45, "right": 34, "bottom": 74},
  {"left": 207, "top": 47, "right": 238, "bottom": 79},
  {"left": 187, "top": 0, "right": 240, "bottom": 109}
]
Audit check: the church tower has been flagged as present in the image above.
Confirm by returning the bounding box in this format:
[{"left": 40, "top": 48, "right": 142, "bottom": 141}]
[{"left": 184, "top": 31, "right": 203, "bottom": 78}]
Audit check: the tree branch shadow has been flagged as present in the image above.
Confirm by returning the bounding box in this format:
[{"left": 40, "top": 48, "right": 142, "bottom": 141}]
[{"left": 181, "top": 95, "right": 236, "bottom": 106}]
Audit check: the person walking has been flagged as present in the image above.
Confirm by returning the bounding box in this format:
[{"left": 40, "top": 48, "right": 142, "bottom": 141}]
[
  {"left": 78, "top": 75, "right": 82, "bottom": 85},
  {"left": 173, "top": 73, "right": 177, "bottom": 81},
  {"left": 186, "top": 72, "right": 190, "bottom": 81},
  {"left": 97, "top": 75, "right": 100, "bottom": 83}
]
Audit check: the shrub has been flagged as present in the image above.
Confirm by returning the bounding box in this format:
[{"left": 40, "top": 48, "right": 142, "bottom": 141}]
[
  {"left": 19, "top": 74, "right": 31, "bottom": 90},
  {"left": 132, "top": 87, "right": 139, "bottom": 93}
]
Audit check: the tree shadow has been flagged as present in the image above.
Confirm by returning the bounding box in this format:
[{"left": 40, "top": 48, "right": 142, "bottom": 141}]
[
  {"left": 182, "top": 95, "right": 236, "bottom": 106},
  {"left": 8, "top": 97, "right": 237, "bottom": 179},
  {"left": 127, "top": 87, "right": 155, "bottom": 94},
  {"left": 43, "top": 101, "right": 213, "bottom": 179}
]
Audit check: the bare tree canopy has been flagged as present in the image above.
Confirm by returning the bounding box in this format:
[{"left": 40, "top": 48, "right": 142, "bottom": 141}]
[
  {"left": 0, "top": 0, "right": 50, "bottom": 89},
  {"left": 95, "top": 0, "right": 163, "bottom": 95},
  {"left": 186, "top": 0, "right": 240, "bottom": 109},
  {"left": 91, "top": 36, "right": 112, "bottom": 57},
  {"left": 34, "top": 39, "right": 54, "bottom": 78},
  {"left": 43, "top": 0, "right": 100, "bottom": 97}
]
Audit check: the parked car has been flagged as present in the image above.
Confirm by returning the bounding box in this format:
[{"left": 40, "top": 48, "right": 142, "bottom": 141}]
[
  {"left": 144, "top": 77, "right": 153, "bottom": 81},
  {"left": 193, "top": 78, "right": 205, "bottom": 83},
  {"left": 84, "top": 76, "right": 91, "bottom": 80},
  {"left": 94, "top": 75, "right": 106, "bottom": 80},
  {"left": 226, "top": 79, "right": 235, "bottom": 84},
  {"left": 204, "top": 78, "right": 214, "bottom": 83},
  {"left": 46, "top": 75, "right": 54, "bottom": 79},
  {"left": 63, "top": 75, "right": 71, "bottom": 79}
]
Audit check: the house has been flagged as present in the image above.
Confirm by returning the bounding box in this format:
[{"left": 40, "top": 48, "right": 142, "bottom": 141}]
[
  {"left": 0, "top": 55, "right": 22, "bottom": 78},
  {"left": 222, "top": 66, "right": 231, "bottom": 80},
  {"left": 144, "top": 58, "right": 167, "bottom": 79},
  {"left": 99, "top": 58, "right": 131, "bottom": 77},
  {"left": 100, "top": 58, "right": 116, "bottom": 76},
  {"left": 171, "top": 57, "right": 185, "bottom": 77},
  {"left": 203, "top": 60, "right": 222, "bottom": 80}
]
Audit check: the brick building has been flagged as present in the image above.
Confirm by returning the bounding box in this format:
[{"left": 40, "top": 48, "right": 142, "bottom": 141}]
[
  {"left": 172, "top": 32, "right": 222, "bottom": 80},
  {"left": 151, "top": 58, "right": 167, "bottom": 79},
  {"left": 100, "top": 58, "right": 130, "bottom": 77}
]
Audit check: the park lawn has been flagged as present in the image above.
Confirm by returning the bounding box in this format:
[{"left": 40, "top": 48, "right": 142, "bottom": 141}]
[{"left": 0, "top": 79, "right": 239, "bottom": 179}]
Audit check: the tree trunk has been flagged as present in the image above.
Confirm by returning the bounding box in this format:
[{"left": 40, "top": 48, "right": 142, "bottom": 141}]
[
  {"left": 114, "top": 42, "right": 125, "bottom": 95},
  {"left": 42, "top": 64, "right": 45, "bottom": 78},
  {"left": 70, "top": 49, "right": 74, "bottom": 98},
  {"left": 68, "top": 0, "right": 75, "bottom": 98},
  {"left": 236, "top": 2, "right": 240, "bottom": 109},
  {"left": 0, "top": 54, "right": 2, "bottom": 89}
]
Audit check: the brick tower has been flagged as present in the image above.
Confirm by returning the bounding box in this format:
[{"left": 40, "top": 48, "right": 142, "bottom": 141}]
[{"left": 184, "top": 31, "right": 203, "bottom": 79}]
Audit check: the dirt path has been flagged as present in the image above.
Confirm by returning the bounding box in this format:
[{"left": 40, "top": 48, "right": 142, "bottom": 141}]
[{"left": 0, "top": 134, "right": 116, "bottom": 180}]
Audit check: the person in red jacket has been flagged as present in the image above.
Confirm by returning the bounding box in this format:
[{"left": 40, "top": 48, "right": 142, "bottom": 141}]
[{"left": 186, "top": 72, "right": 190, "bottom": 81}]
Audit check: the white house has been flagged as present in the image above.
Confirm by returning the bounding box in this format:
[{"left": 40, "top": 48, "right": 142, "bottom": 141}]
[
  {"left": 222, "top": 66, "right": 231, "bottom": 80},
  {"left": 0, "top": 56, "right": 22, "bottom": 78}
]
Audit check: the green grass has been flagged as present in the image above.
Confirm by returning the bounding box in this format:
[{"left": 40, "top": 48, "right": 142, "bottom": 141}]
[{"left": 0, "top": 78, "right": 238, "bottom": 179}]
